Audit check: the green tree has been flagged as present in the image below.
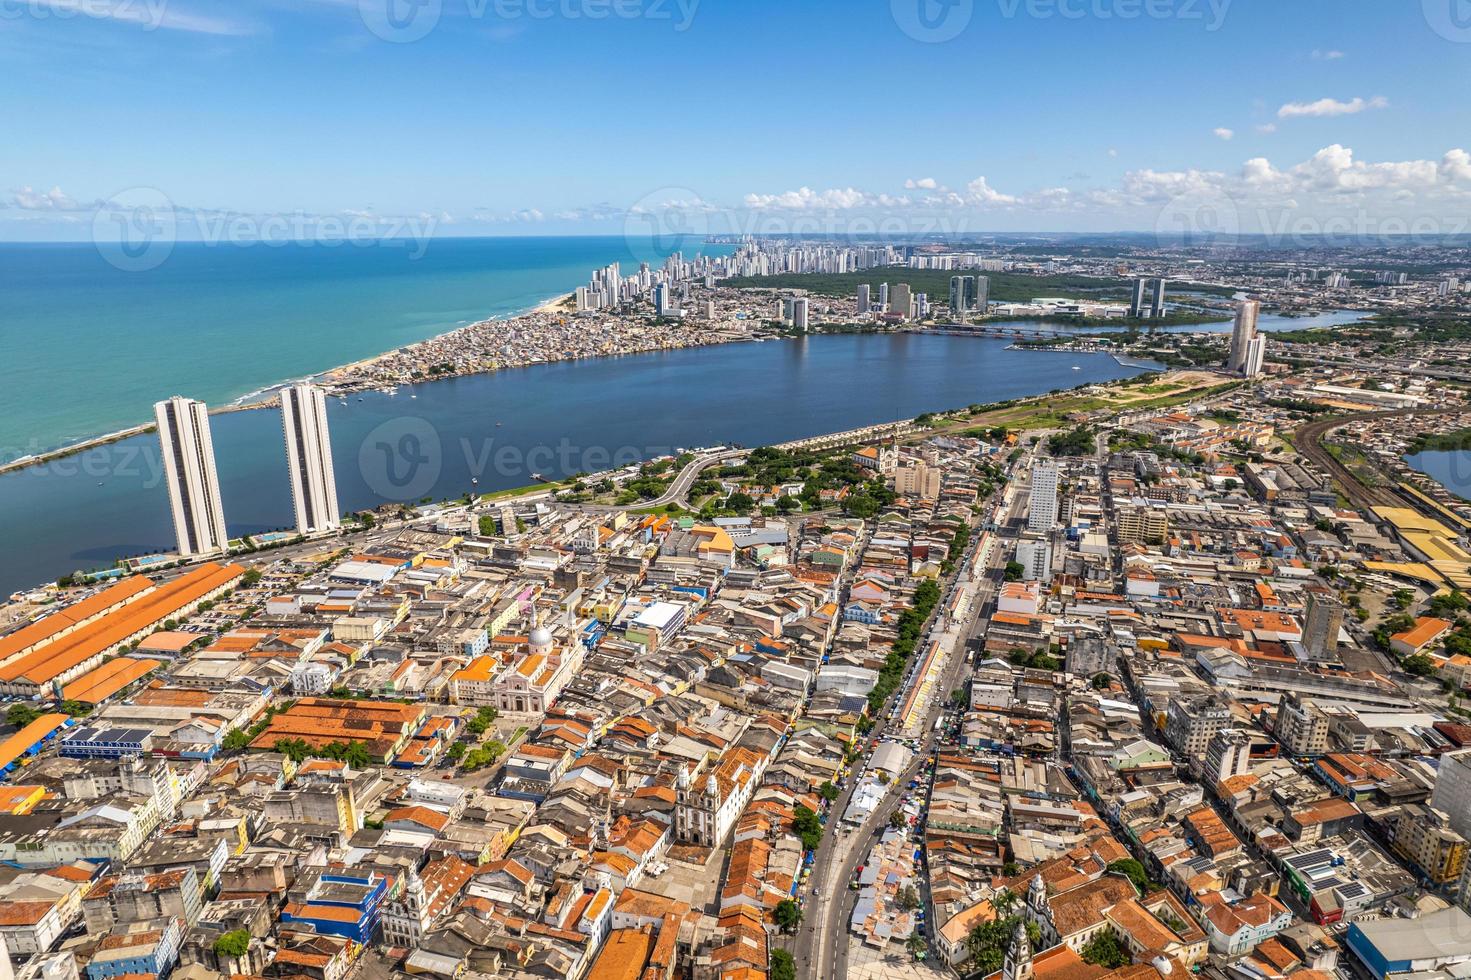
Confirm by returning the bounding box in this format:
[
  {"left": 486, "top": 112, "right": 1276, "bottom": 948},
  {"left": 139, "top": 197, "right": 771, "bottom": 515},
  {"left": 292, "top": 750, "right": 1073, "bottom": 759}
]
[
  {"left": 773, "top": 899, "right": 803, "bottom": 934},
  {"left": 5, "top": 704, "right": 42, "bottom": 729},
  {"left": 221, "top": 729, "right": 251, "bottom": 752},
  {"left": 1081, "top": 931, "right": 1130, "bottom": 968},
  {"left": 906, "top": 931, "right": 928, "bottom": 960},
  {"left": 818, "top": 781, "right": 839, "bottom": 803},
  {"left": 770, "top": 949, "right": 796, "bottom": 980},
  {"left": 242, "top": 568, "right": 263, "bottom": 587},
  {"left": 896, "top": 884, "right": 920, "bottom": 911},
  {"left": 1403, "top": 653, "right": 1438, "bottom": 677},
  {"left": 1107, "top": 859, "right": 1151, "bottom": 895},
  {"left": 343, "top": 741, "right": 372, "bottom": 768},
  {"left": 1004, "top": 561, "right": 1025, "bottom": 582},
  {"left": 792, "top": 805, "right": 823, "bottom": 851},
  {"left": 212, "top": 930, "right": 251, "bottom": 959},
  {"left": 273, "top": 738, "right": 310, "bottom": 763}
]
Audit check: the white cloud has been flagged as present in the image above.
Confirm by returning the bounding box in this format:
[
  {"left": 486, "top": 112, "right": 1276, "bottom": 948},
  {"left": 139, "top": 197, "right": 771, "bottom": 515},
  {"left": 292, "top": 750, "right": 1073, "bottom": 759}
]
[
  {"left": 12, "top": 186, "right": 79, "bottom": 211},
  {"left": 904, "top": 177, "right": 938, "bottom": 190},
  {"left": 1278, "top": 95, "right": 1388, "bottom": 119},
  {"left": 1107, "top": 148, "right": 1119, "bottom": 158},
  {"left": 1311, "top": 49, "right": 1346, "bottom": 60},
  {"left": 964, "top": 177, "right": 1018, "bottom": 206},
  {"left": 25, "top": 0, "right": 255, "bottom": 35},
  {"left": 1214, "top": 128, "right": 1235, "bottom": 141},
  {"left": 511, "top": 208, "right": 544, "bottom": 223},
  {"left": 743, "top": 187, "right": 881, "bottom": 211},
  {"left": 1256, "top": 123, "right": 1278, "bottom": 134}
]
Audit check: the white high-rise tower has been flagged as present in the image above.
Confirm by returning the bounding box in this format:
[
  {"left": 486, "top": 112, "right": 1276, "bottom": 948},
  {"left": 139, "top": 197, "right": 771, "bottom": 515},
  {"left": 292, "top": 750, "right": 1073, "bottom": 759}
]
[
  {"left": 154, "top": 396, "right": 228, "bottom": 557},
  {"left": 1228, "top": 300, "right": 1261, "bottom": 374},
  {"left": 1028, "top": 460, "right": 1059, "bottom": 532},
  {"left": 280, "top": 384, "right": 340, "bottom": 535}
]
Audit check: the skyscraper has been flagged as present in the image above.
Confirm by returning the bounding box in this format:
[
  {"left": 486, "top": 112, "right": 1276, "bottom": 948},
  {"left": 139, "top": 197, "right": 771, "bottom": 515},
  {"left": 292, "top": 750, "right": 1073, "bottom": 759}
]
[
  {"left": 653, "top": 283, "right": 670, "bottom": 316},
  {"left": 792, "top": 297, "right": 809, "bottom": 331},
  {"left": 1028, "top": 460, "right": 1059, "bottom": 532},
  {"left": 1150, "top": 278, "right": 1168, "bottom": 318},
  {"left": 1228, "top": 300, "right": 1261, "bottom": 373},
  {"left": 878, "top": 283, "right": 890, "bottom": 309},
  {"left": 890, "top": 283, "right": 913, "bottom": 319},
  {"left": 154, "top": 396, "right": 228, "bottom": 558},
  {"left": 281, "top": 384, "right": 340, "bottom": 536},
  {"left": 1302, "top": 592, "right": 1344, "bottom": 662},
  {"left": 1129, "top": 278, "right": 1148, "bottom": 318},
  {"left": 1244, "top": 335, "right": 1267, "bottom": 378},
  {"left": 974, "top": 275, "right": 989, "bottom": 313},
  {"left": 949, "top": 276, "right": 969, "bottom": 315},
  {"left": 857, "top": 284, "right": 871, "bottom": 314}
]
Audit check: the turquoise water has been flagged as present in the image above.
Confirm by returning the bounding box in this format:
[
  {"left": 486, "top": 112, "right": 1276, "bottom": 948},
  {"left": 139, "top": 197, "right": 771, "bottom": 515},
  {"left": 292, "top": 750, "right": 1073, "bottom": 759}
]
[
  {"left": 0, "top": 334, "right": 1150, "bottom": 595},
  {"left": 1406, "top": 451, "right": 1471, "bottom": 502},
  {"left": 0, "top": 236, "right": 717, "bottom": 459}
]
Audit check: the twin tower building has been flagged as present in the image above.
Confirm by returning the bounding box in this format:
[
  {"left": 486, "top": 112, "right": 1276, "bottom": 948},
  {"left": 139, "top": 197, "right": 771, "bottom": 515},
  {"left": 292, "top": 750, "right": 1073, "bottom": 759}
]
[{"left": 154, "top": 384, "right": 341, "bottom": 558}]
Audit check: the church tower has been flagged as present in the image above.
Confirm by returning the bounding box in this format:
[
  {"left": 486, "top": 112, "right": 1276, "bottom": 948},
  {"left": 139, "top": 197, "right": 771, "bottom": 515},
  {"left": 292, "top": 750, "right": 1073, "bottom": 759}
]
[{"left": 1003, "top": 920, "right": 1034, "bottom": 980}]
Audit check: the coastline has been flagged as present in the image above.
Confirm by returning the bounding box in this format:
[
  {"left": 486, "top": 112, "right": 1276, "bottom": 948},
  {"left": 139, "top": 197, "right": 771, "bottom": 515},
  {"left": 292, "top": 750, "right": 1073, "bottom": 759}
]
[{"left": 0, "top": 289, "right": 584, "bottom": 478}]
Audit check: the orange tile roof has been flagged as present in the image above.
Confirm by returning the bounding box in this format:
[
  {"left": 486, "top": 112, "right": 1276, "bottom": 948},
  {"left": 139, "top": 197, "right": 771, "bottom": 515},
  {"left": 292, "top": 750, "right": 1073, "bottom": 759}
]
[
  {"left": 1393, "top": 617, "right": 1453, "bottom": 650},
  {"left": 0, "top": 714, "right": 70, "bottom": 772},
  {"left": 61, "top": 657, "right": 162, "bottom": 705},
  {"left": 0, "top": 564, "right": 242, "bottom": 686},
  {"left": 0, "top": 577, "right": 155, "bottom": 664}
]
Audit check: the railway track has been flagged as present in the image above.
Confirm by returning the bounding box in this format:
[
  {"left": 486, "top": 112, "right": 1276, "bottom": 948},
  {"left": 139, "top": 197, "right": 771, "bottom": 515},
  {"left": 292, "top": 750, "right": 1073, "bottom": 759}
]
[{"left": 1294, "top": 407, "right": 1463, "bottom": 512}]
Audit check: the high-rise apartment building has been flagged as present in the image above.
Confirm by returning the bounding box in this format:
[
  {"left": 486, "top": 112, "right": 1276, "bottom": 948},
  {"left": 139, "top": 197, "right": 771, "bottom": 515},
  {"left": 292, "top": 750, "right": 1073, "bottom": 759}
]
[
  {"left": 1028, "top": 461, "right": 1059, "bottom": 532},
  {"left": 154, "top": 396, "right": 228, "bottom": 558},
  {"left": 1228, "top": 300, "right": 1261, "bottom": 374},
  {"left": 280, "top": 384, "right": 341, "bottom": 536},
  {"left": 1302, "top": 592, "right": 1344, "bottom": 662}
]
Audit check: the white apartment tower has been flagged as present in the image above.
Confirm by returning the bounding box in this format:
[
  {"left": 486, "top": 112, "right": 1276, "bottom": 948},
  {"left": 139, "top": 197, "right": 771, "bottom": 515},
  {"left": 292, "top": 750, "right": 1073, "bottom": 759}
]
[
  {"left": 154, "top": 396, "right": 228, "bottom": 558},
  {"left": 1228, "top": 300, "right": 1261, "bottom": 374},
  {"left": 1028, "top": 460, "right": 1059, "bottom": 532},
  {"left": 280, "top": 383, "right": 341, "bottom": 535}
]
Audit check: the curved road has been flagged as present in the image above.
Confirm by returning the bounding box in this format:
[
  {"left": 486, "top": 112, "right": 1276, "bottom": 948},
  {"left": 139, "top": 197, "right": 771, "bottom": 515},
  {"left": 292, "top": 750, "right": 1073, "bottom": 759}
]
[{"left": 1295, "top": 407, "right": 1462, "bottom": 512}]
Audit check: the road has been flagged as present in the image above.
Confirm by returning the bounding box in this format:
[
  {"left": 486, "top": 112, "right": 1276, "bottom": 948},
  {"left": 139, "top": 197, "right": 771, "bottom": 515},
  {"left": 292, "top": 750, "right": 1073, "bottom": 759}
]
[{"left": 799, "top": 451, "right": 1030, "bottom": 980}]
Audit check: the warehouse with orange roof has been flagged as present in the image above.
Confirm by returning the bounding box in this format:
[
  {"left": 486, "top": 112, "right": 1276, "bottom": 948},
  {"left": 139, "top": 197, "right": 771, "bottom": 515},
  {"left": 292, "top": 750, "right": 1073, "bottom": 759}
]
[{"left": 0, "top": 564, "right": 242, "bottom": 698}]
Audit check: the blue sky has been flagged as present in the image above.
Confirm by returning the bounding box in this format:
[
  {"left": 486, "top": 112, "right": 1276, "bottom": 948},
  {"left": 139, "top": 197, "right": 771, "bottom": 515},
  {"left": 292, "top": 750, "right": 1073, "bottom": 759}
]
[{"left": 3, "top": 0, "right": 1470, "bottom": 238}]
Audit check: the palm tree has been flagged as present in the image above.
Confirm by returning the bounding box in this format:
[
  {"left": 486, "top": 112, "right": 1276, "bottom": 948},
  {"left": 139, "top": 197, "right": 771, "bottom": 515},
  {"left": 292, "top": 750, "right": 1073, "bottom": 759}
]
[
  {"left": 992, "top": 888, "right": 1017, "bottom": 916},
  {"left": 906, "top": 932, "right": 927, "bottom": 960}
]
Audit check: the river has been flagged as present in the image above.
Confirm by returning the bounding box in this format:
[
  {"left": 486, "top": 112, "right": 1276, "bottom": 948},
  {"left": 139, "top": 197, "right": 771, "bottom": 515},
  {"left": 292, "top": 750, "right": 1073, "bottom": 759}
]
[{"left": 0, "top": 334, "right": 1149, "bottom": 596}]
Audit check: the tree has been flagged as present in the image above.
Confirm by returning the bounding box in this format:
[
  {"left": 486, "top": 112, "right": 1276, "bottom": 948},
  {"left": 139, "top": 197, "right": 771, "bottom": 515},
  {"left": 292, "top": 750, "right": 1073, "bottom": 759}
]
[
  {"left": 447, "top": 742, "right": 467, "bottom": 761},
  {"left": 1081, "top": 931, "right": 1130, "bottom": 968},
  {"left": 818, "top": 781, "right": 840, "bottom": 803},
  {"left": 221, "top": 729, "right": 251, "bottom": 752},
  {"left": 1107, "top": 858, "right": 1151, "bottom": 895},
  {"left": 992, "top": 888, "right": 1017, "bottom": 916},
  {"left": 906, "top": 931, "right": 928, "bottom": 960},
  {"left": 889, "top": 809, "right": 907, "bottom": 830},
  {"left": 213, "top": 930, "right": 251, "bottom": 959},
  {"left": 1403, "top": 653, "right": 1438, "bottom": 677},
  {"left": 478, "top": 515, "right": 498, "bottom": 537},
  {"left": 273, "top": 738, "right": 310, "bottom": 763},
  {"left": 343, "top": 741, "right": 372, "bottom": 769},
  {"left": 1091, "top": 672, "right": 1111, "bottom": 690},
  {"left": 770, "top": 949, "right": 796, "bottom": 980},
  {"left": 896, "top": 884, "right": 921, "bottom": 912},
  {"left": 792, "top": 805, "right": 823, "bottom": 851},
  {"left": 773, "top": 899, "right": 803, "bottom": 934},
  {"left": 5, "top": 703, "right": 41, "bottom": 729},
  {"left": 242, "top": 568, "right": 263, "bottom": 587},
  {"left": 775, "top": 495, "right": 801, "bottom": 514},
  {"left": 1004, "top": 561, "right": 1025, "bottom": 582},
  {"left": 726, "top": 492, "right": 756, "bottom": 512}
]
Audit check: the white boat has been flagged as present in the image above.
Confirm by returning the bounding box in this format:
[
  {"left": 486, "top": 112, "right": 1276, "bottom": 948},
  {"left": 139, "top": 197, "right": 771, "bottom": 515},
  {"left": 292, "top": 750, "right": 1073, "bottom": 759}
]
[{"left": 1071, "top": 365, "right": 1081, "bottom": 371}]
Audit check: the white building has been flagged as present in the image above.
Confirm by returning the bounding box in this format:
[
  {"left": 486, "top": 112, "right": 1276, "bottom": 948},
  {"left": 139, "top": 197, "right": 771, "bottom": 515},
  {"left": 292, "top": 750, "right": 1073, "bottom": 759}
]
[
  {"left": 280, "top": 384, "right": 341, "bottom": 535},
  {"left": 1227, "top": 300, "right": 1260, "bottom": 374},
  {"left": 1432, "top": 750, "right": 1471, "bottom": 842},
  {"left": 154, "top": 396, "right": 228, "bottom": 557},
  {"left": 1016, "top": 532, "right": 1052, "bottom": 583},
  {"left": 1027, "top": 461, "right": 1059, "bottom": 532}
]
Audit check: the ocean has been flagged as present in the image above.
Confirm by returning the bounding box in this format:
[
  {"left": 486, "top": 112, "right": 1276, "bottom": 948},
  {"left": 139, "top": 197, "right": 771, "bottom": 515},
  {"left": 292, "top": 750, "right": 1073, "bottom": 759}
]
[{"left": 0, "top": 235, "right": 716, "bottom": 460}]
